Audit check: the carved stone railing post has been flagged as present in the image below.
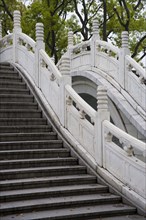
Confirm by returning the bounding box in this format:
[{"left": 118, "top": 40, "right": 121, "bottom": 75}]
[
  {"left": 60, "top": 54, "right": 71, "bottom": 127},
  {"left": 119, "top": 31, "right": 130, "bottom": 89},
  {"left": 60, "top": 54, "right": 70, "bottom": 76},
  {"left": 35, "top": 23, "right": 45, "bottom": 87},
  {"left": 91, "top": 18, "right": 100, "bottom": 67},
  {"left": 68, "top": 31, "right": 73, "bottom": 50},
  {"left": 67, "top": 31, "right": 73, "bottom": 74},
  {"left": 13, "top": 10, "right": 22, "bottom": 62},
  {"left": 0, "top": 21, "right": 2, "bottom": 40},
  {"left": 94, "top": 85, "right": 110, "bottom": 167}
]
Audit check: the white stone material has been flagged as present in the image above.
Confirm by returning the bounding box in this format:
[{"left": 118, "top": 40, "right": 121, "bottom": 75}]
[
  {"left": 92, "top": 19, "right": 100, "bottom": 40},
  {"left": 60, "top": 54, "right": 70, "bottom": 76},
  {"left": 36, "top": 23, "right": 45, "bottom": 50},
  {"left": 68, "top": 31, "right": 73, "bottom": 48},
  {"left": 13, "top": 10, "right": 22, "bottom": 33},
  {"left": 0, "top": 11, "right": 146, "bottom": 212}
]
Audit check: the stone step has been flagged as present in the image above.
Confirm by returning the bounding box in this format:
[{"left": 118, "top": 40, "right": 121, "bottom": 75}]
[
  {"left": 0, "top": 199, "right": 135, "bottom": 217},
  {"left": 7, "top": 205, "right": 136, "bottom": 220},
  {"left": 0, "top": 88, "right": 30, "bottom": 95},
  {"left": 0, "top": 109, "right": 42, "bottom": 118},
  {"left": 0, "top": 165, "right": 87, "bottom": 180},
  {"left": 0, "top": 62, "right": 140, "bottom": 219},
  {"left": 0, "top": 71, "right": 19, "bottom": 77},
  {"left": 0, "top": 174, "right": 97, "bottom": 191},
  {"left": 0, "top": 65, "right": 14, "bottom": 71},
  {"left": 0, "top": 102, "right": 38, "bottom": 109},
  {"left": 0, "top": 140, "right": 62, "bottom": 151},
  {"left": 90, "top": 215, "right": 145, "bottom": 220},
  {"left": 0, "top": 94, "right": 34, "bottom": 102},
  {"left": 0, "top": 75, "right": 22, "bottom": 82},
  {"left": 0, "top": 148, "right": 70, "bottom": 160},
  {"left": 0, "top": 118, "right": 47, "bottom": 126},
  {"left": 0, "top": 184, "right": 108, "bottom": 202},
  {"left": 0, "top": 132, "right": 57, "bottom": 142},
  {"left": 0, "top": 81, "right": 26, "bottom": 89},
  {"left": 0, "top": 125, "right": 52, "bottom": 133},
  {"left": 0, "top": 157, "right": 78, "bottom": 169}
]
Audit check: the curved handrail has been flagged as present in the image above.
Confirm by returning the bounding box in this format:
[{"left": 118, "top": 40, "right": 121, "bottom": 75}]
[
  {"left": 0, "top": 33, "right": 13, "bottom": 49},
  {"left": 17, "top": 33, "right": 36, "bottom": 52},
  {"left": 40, "top": 49, "right": 62, "bottom": 80},
  {"left": 126, "top": 55, "right": 146, "bottom": 81},
  {"left": 103, "top": 120, "right": 146, "bottom": 156},
  {"left": 65, "top": 84, "right": 96, "bottom": 122},
  {"left": 96, "top": 39, "right": 120, "bottom": 59},
  {"left": 71, "top": 40, "right": 91, "bottom": 54}
]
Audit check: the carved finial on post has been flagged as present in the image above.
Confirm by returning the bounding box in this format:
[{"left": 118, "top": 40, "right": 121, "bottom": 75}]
[
  {"left": 68, "top": 31, "right": 73, "bottom": 49},
  {"left": 13, "top": 10, "right": 22, "bottom": 33},
  {"left": 122, "top": 31, "right": 129, "bottom": 49},
  {"left": 36, "top": 23, "right": 45, "bottom": 50},
  {"left": 91, "top": 18, "right": 99, "bottom": 67},
  {"left": 35, "top": 23, "right": 45, "bottom": 87},
  {"left": 0, "top": 20, "right": 2, "bottom": 40},
  {"left": 97, "top": 85, "right": 108, "bottom": 111},
  {"left": 119, "top": 31, "right": 130, "bottom": 89},
  {"left": 92, "top": 18, "right": 100, "bottom": 40},
  {"left": 60, "top": 54, "right": 70, "bottom": 76}
]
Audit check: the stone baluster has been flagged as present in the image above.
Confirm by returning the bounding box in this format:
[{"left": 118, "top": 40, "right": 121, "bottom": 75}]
[
  {"left": 13, "top": 10, "right": 22, "bottom": 62},
  {"left": 119, "top": 31, "right": 130, "bottom": 89},
  {"left": 0, "top": 21, "right": 2, "bottom": 40},
  {"left": 35, "top": 23, "right": 45, "bottom": 87},
  {"left": 94, "top": 85, "right": 110, "bottom": 167}
]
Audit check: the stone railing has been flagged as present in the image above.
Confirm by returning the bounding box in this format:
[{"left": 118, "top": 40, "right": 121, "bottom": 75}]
[
  {"left": 0, "top": 10, "right": 145, "bottom": 213},
  {"left": 64, "top": 24, "right": 146, "bottom": 113}
]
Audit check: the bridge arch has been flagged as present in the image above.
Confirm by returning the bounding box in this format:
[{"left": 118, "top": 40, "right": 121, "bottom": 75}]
[{"left": 72, "top": 75, "right": 126, "bottom": 132}]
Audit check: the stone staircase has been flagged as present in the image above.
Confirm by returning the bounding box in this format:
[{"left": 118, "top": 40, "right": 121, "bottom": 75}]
[{"left": 0, "top": 63, "right": 144, "bottom": 219}]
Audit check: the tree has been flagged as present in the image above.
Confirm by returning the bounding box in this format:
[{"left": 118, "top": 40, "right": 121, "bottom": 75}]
[
  {"left": 112, "top": 0, "right": 146, "bottom": 61},
  {"left": 1, "top": 0, "right": 145, "bottom": 63},
  {"left": 21, "top": 0, "right": 72, "bottom": 63},
  {"left": 0, "top": 0, "right": 26, "bottom": 35},
  {"left": 68, "top": 0, "right": 102, "bottom": 41}
]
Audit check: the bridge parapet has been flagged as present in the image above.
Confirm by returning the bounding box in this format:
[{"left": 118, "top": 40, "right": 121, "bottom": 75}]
[{"left": 64, "top": 19, "right": 146, "bottom": 113}]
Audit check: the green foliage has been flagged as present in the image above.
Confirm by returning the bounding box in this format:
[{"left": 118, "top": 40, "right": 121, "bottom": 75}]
[{"left": 1, "top": 0, "right": 146, "bottom": 62}]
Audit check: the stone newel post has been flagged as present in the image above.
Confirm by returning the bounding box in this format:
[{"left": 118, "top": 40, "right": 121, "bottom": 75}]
[
  {"left": 119, "top": 31, "right": 130, "bottom": 89},
  {"left": 0, "top": 21, "right": 2, "bottom": 40},
  {"left": 91, "top": 19, "right": 100, "bottom": 67},
  {"left": 13, "top": 10, "right": 22, "bottom": 62},
  {"left": 60, "top": 54, "right": 71, "bottom": 127},
  {"left": 35, "top": 23, "right": 45, "bottom": 87},
  {"left": 94, "top": 85, "right": 110, "bottom": 167}
]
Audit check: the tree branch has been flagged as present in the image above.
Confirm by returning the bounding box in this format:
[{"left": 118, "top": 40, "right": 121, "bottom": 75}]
[
  {"left": 1, "top": 0, "right": 13, "bottom": 20},
  {"left": 133, "top": 0, "right": 142, "bottom": 10},
  {"left": 131, "top": 35, "right": 146, "bottom": 58}
]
